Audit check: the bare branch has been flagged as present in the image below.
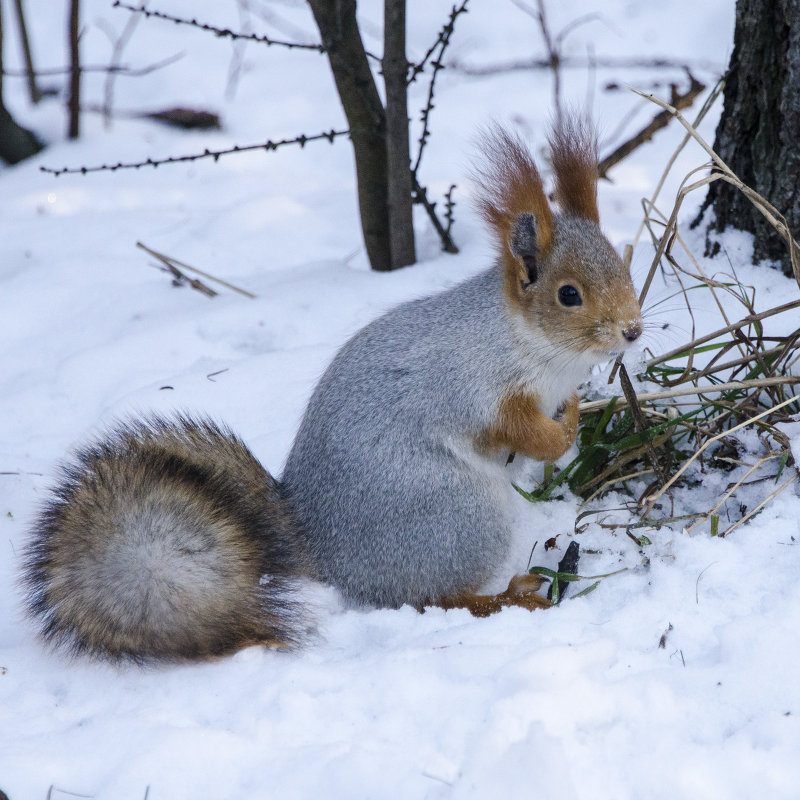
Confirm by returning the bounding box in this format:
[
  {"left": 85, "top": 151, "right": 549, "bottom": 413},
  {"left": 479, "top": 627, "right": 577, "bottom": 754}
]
[
  {"left": 308, "top": 0, "right": 389, "bottom": 269},
  {"left": 507, "top": 2, "right": 604, "bottom": 122},
  {"left": 448, "top": 54, "right": 724, "bottom": 77},
  {"left": 403, "top": 2, "right": 467, "bottom": 256},
  {"left": 95, "top": 7, "right": 142, "bottom": 127},
  {"left": 555, "top": 12, "right": 603, "bottom": 48},
  {"left": 598, "top": 72, "right": 706, "bottom": 179},
  {"left": 2, "top": 53, "right": 183, "bottom": 78}
]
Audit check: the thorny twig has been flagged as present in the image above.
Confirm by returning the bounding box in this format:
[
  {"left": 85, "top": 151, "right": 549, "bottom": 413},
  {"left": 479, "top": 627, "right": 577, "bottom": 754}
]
[
  {"left": 412, "top": 177, "right": 459, "bottom": 253},
  {"left": 407, "top": 2, "right": 468, "bottom": 253},
  {"left": 112, "top": 1, "right": 325, "bottom": 52},
  {"left": 407, "top": 1, "right": 469, "bottom": 85},
  {"left": 411, "top": 1, "right": 467, "bottom": 178},
  {"left": 443, "top": 184, "right": 457, "bottom": 237},
  {"left": 41, "top": 128, "right": 349, "bottom": 176}
]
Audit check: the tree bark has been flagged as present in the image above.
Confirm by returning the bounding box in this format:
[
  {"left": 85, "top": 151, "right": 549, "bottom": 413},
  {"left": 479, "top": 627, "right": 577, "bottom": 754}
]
[
  {"left": 12, "top": 0, "right": 41, "bottom": 103},
  {"left": 383, "top": 0, "right": 415, "bottom": 268},
  {"left": 308, "top": 0, "right": 392, "bottom": 271},
  {"left": 0, "top": 0, "right": 43, "bottom": 163},
  {"left": 699, "top": 0, "right": 800, "bottom": 278}
]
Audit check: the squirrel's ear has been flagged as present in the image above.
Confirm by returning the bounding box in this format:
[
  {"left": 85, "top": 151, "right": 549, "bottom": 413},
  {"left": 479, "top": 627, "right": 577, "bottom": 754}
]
[
  {"left": 473, "top": 125, "right": 554, "bottom": 297},
  {"left": 548, "top": 116, "right": 599, "bottom": 224},
  {"left": 509, "top": 213, "right": 539, "bottom": 286}
]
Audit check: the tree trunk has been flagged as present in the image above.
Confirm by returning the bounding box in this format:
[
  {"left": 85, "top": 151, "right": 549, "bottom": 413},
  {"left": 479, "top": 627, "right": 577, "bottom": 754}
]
[
  {"left": 68, "top": 0, "right": 81, "bottom": 139},
  {"left": 383, "top": 0, "right": 415, "bottom": 269},
  {"left": 12, "top": 0, "right": 41, "bottom": 104},
  {"left": 699, "top": 0, "right": 800, "bottom": 278},
  {"left": 308, "top": 0, "right": 392, "bottom": 271},
  {"left": 0, "top": 0, "right": 43, "bottom": 163}
]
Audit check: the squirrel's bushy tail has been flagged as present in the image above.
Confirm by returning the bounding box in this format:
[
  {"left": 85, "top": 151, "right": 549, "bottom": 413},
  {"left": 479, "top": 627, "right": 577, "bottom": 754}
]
[{"left": 21, "top": 416, "right": 310, "bottom": 662}]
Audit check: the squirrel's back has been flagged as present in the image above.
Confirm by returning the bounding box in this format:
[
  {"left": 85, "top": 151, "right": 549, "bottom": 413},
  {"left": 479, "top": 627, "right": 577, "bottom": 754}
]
[{"left": 22, "top": 416, "right": 310, "bottom": 661}]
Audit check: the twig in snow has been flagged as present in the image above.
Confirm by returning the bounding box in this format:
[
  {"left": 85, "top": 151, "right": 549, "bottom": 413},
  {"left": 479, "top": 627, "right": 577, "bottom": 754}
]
[
  {"left": 137, "top": 242, "right": 256, "bottom": 299},
  {"left": 658, "top": 623, "right": 673, "bottom": 649}
]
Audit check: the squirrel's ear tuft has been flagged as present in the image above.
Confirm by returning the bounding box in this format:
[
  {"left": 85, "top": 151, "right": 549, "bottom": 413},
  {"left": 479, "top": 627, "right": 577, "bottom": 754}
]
[
  {"left": 473, "top": 125, "right": 553, "bottom": 296},
  {"left": 510, "top": 213, "right": 538, "bottom": 285},
  {"left": 548, "top": 116, "right": 599, "bottom": 224}
]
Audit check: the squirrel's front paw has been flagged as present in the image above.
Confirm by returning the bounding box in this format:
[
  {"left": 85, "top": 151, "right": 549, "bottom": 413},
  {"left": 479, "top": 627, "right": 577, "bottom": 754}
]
[
  {"left": 480, "top": 390, "right": 579, "bottom": 462},
  {"left": 534, "top": 395, "right": 579, "bottom": 461},
  {"left": 558, "top": 393, "right": 579, "bottom": 448}
]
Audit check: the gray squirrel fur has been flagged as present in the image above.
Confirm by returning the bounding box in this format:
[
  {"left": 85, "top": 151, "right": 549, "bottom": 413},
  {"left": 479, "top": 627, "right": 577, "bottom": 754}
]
[
  {"left": 21, "top": 120, "right": 643, "bottom": 661},
  {"left": 283, "top": 231, "right": 619, "bottom": 607}
]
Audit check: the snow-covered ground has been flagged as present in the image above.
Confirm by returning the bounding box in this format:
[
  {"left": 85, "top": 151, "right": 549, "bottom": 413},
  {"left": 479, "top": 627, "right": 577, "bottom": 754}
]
[{"left": 3, "top": 1, "right": 800, "bottom": 798}]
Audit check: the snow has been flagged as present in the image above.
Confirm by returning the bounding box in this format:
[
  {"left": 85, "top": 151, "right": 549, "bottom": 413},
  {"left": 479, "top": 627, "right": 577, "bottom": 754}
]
[{"left": 2, "top": 1, "right": 800, "bottom": 798}]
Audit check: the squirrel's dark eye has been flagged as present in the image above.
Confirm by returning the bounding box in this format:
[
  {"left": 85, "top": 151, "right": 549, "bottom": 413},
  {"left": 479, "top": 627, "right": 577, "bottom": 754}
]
[{"left": 558, "top": 285, "right": 582, "bottom": 307}]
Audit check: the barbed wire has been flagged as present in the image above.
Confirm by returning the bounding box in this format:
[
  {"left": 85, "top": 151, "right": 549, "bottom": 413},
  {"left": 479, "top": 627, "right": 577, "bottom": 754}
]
[{"left": 40, "top": 128, "right": 349, "bottom": 176}]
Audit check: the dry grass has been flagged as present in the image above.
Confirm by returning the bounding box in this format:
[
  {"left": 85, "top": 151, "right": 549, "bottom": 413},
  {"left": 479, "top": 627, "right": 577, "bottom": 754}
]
[{"left": 520, "top": 86, "right": 800, "bottom": 540}]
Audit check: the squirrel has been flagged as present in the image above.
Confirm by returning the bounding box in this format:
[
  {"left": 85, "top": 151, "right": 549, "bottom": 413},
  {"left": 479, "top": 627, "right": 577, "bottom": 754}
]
[{"left": 21, "top": 118, "right": 643, "bottom": 662}]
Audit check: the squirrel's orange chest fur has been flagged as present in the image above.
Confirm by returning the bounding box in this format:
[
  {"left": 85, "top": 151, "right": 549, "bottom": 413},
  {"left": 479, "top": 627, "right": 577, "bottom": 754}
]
[{"left": 478, "top": 390, "right": 579, "bottom": 463}]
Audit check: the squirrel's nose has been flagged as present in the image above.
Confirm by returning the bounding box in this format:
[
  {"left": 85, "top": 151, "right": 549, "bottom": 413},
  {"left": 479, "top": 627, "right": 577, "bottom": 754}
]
[{"left": 622, "top": 322, "right": 642, "bottom": 342}]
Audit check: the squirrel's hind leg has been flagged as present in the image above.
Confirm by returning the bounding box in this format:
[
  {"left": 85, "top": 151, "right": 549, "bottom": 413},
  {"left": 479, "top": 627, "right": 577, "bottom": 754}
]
[{"left": 433, "top": 573, "right": 551, "bottom": 617}]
